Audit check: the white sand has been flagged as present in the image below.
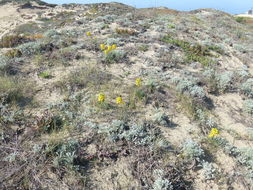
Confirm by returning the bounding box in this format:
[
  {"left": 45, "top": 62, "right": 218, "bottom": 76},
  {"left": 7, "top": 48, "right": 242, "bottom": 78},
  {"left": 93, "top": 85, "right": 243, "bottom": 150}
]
[{"left": 236, "top": 14, "right": 253, "bottom": 18}]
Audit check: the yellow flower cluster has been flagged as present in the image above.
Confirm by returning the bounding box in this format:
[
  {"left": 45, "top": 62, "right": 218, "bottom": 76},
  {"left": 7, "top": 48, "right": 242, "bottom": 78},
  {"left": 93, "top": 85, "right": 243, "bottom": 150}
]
[
  {"left": 98, "top": 93, "right": 105, "bottom": 103},
  {"left": 100, "top": 44, "right": 106, "bottom": 50},
  {"left": 135, "top": 78, "right": 141, "bottom": 87},
  {"left": 86, "top": 32, "right": 92, "bottom": 37},
  {"left": 116, "top": 96, "right": 124, "bottom": 104},
  {"left": 208, "top": 128, "right": 219, "bottom": 138},
  {"left": 97, "top": 78, "right": 142, "bottom": 106},
  {"left": 100, "top": 43, "right": 117, "bottom": 55}
]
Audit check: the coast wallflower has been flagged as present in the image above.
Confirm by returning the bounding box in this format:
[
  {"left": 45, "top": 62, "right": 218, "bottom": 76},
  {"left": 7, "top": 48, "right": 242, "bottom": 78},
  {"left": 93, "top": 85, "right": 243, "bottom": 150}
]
[
  {"left": 116, "top": 96, "right": 124, "bottom": 104},
  {"left": 104, "top": 49, "right": 109, "bottom": 55},
  {"left": 100, "top": 44, "right": 106, "bottom": 50},
  {"left": 86, "top": 32, "right": 92, "bottom": 37},
  {"left": 111, "top": 44, "right": 117, "bottom": 50},
  {"left": 135, "top": 78, "right": 142, "bottom": 87},
  {"left": 107, "top": 45, "right": 112, "bottom": 51},
  {"left": 98, "top": 93, "right": 105, "bottom": 103},
  {"left": 208, "top": 128, "right": 219, "bottom": 138}
]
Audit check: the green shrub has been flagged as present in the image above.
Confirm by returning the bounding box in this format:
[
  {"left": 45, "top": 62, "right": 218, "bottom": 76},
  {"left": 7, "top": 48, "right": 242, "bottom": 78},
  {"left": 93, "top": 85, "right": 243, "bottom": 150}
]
[
  {"left": 181, "top": 139, "right": 205, "bottom": 161},
  {"left": 58, "top": 66, "right": 112, "bottom": 90},
  {"left": 235, "top": 17, "right": 245, "bottom": 23},
  {"left": 38, "top": 114, "right": 63, "bottom": 134},
  {"left": 168, "top": 24, "right": 175, "bottom": 29},
  {"left": 38, "top": 71, "right": 52, "bottom": 79},
  {"left": 161, "top": 35, "right": 219, "bottom": 66},
  {"left": 0, "top": 34, "right": 28, "bottom": 48},
  {"left": 161, "top": 35, "right": 212, "bottom": 56},
  {"left": 4, "top": 49, "right": 22, "bottom": 58},
  {"left": 185, "top": 53, "right": 215, "bottom": 67},
  {"left": 98, "top": 120, "right": 160, "bottom": 146},
  {"left": 237, "top": 148, "right": 253, "bottom": 171},
  {"left": 241, "top": 78, "right": 253, "bottom": 98},
  {"left": 17, "top": 41, "right": 44, "bottom": 56},
  {"left": 201, "top": 162, "right": 217, "bottom": 180},
  {"left": 138, "top": 44, "right": 149, "bottom": 52},
  {"left": 106, "top": 38, "right": 121, "bottom": 47},
  {"left": 44, "top": 29, "right": 60, "bottom": 39},
  {"left": 196, "top": 109, "right": 217, "bottom": 129},
  {"left": 104, "top": 50, "right": 126, "bottom": 64},
  {"left": 243, "top": 99, "right": 253, "bottom": 115},
  {"left": 171, "top": 76, "right": 206, "bottom": 99},
  {"left": 152, "top": 170, "right": 173, "bottom": 190},
  {"left": 152, "top": 111, "right": 171, "bottom": 127},
  {"left": 203, "top": 69, "right": 235, "bottom": 94},
  {"left": 46, "top": 140, "right": 79, "bottom": 170},
  {"left": 217, "top": 71, "right": 234, "bottom": 92},
  {"left": 13, "top": 22, "right": 43, "bottom": 35},
  {"left": 0, "top": 56, "right": 11, "bottom": 73},
  {"left": 0, "top": 76, "right": 25, "bottom": 104}
]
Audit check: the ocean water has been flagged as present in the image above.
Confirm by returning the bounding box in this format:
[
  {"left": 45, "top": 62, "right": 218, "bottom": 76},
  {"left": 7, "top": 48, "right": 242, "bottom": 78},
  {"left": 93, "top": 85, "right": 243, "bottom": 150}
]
[{"left": 44, "top": 0, "right": 253, "bottom": 14}]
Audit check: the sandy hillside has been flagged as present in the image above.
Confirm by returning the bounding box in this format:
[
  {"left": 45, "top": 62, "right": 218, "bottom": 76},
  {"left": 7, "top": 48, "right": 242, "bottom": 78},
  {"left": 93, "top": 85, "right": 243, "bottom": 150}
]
[{"left": 0, "top": 1, "right": 253, "bottom": 190}]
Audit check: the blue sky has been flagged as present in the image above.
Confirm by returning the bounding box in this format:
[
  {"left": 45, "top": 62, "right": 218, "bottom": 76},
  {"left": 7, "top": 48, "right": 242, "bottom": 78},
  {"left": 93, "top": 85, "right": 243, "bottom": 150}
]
[{"left": 44, "top": 0, "right": 253, "bottom": 14}]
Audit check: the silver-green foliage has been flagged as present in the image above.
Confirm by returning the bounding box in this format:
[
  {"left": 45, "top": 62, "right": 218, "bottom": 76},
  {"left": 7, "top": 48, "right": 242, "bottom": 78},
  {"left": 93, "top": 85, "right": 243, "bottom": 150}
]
[
  {"left": 234, "top": 44, "right": 248, "bottom": 53},
  {"left": 17, "top": 41, "right": 43, "bottom": 56},
  {"left": 182, "top": 139, "right": 205, "bottom": 161},
  {"left": 152, "top": 170, "right": 173, "bottom": 190},
  {"left": 52, "top": 140, "right": 79, "bottom": 170},
  {"left": 98, "top": 120, "right": 157, "bottom": 146},
  {"left": 121, "top": 123, "right": 154, "bottom": 146},
  {"left": 243, "top": 99, "right": 253, "bottom": 115},
  {"left": 237, "top": 148, "right": 253, "bottom": 173},
  {"left": 44, "top": 29, "right": 60, "bottom": 39},
  {"left": 94, "top": 15, "right": 117, "bottom": 23},
  {"left": 241, "top": 78, "right": 253, "bottom": 98},
  {"left": 0, "top": 104, "right": 24, "bottom": 123},
  {"left": 3, "top": 152, "right": 18, "bottom": 163},
  {"left": 61, "top": 29, "right": 83, "bottom": 38},
  {"left": 0, "top": 55, "right": 10, "bottom": 71},
  {"left": 196, "top": 109, "right": 217, "bottom": 128},
  {"left": 203, "top": 68, "right": 235, "bottom": 92},
  {"left": 201, "top": 162, "right": 217, "bottom": 180},
  {"left": 171, "top": 76, "right": 206, "bottom": 99},
  {"left": 217, "top": 71, "right": 234, "bottom": 92},
  {"left": 104, "top": 50, "right": 126, "bottom": 64},
  {"left": 106, "top": 38, "right": 123, "bottom": 46},
  {"left": 153, "top": 111, "right": 171, "bottom": 127}
]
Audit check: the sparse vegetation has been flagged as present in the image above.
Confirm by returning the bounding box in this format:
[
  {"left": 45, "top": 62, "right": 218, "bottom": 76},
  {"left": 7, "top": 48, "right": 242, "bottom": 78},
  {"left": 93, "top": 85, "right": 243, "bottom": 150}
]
[
  {"left": 103, "top": 50, "right": 126, "bottom": 64},
  {"left": 0, "top": 75, "right": 33, "bottom": 105},
  {"left": 235, "top": 16, "right": 246, "bottom": 23},
  {"left": 201, "top": 162, "right": 217, "bottom": 180},
  {"left": 243, "top": 99, "right": 253, "bottom": 115},
  {"left": 38, "top": 71, "right": 51, "bottom": 79},
  {"left": 181, "top": 139, "right": 205, "bottom": 162},
  {"left": 116, "top": 28, "right": 136, "bottom": 35},
  {"left": 161, "top": 35, "right": 222, "bottom": 66},
  {"left": 0, "top": 1, "right": 253, "bottom": 189}
]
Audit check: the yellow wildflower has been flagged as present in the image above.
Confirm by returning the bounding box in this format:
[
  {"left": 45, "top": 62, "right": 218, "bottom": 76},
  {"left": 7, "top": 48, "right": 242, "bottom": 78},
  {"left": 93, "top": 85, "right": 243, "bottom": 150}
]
[
  {"left": 98, "top": 93, "right": 105, "bottom": 103},
  {"left": 135, "top": 78, "right": 142, "bottom": 87},
  {"left": 86, "top": 32, "right": 92, "bottom": 37},
  {"left": 104, "top": 49, "right": 109, "bottom": 55},
  {"left": 100, "top": 44, "right": 106, "bottom": 50},
  {"left": 116, "top": 96, "right": 124, "bottom": 104},
  {"left": 107, "top": 45, "right": 112, "bottom": 51},
  {"left": 111, "top": 44, "right": 117, "bottom": 50},
  {"left": 208, "top": 128, "right": 219, "bottom": 138}
]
